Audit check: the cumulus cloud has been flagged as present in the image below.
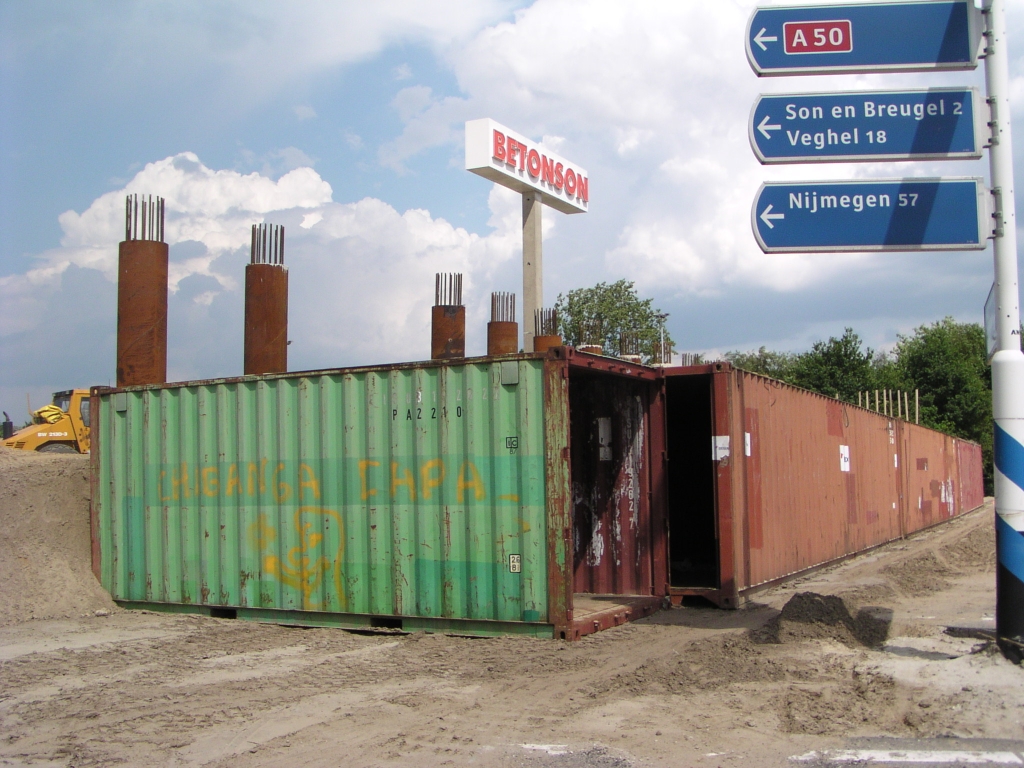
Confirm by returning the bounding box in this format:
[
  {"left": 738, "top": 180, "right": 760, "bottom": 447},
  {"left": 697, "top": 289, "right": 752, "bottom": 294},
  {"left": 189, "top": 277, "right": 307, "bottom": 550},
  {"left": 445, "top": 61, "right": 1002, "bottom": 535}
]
[
  {"left": 375, "top": 0, "right": 1012, "bottom": 308},
  {"left": 1, "top": 154, "right": 529, "bottom": 398},
  {"left": 49, "top": 152, "right": 332, "bottom": 297}
]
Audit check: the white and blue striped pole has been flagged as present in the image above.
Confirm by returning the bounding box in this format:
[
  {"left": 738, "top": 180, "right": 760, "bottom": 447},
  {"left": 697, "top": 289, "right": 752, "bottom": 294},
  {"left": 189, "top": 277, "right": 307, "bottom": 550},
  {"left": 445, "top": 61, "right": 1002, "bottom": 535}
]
[{"left": 984, "top": 0, "right": 1024, "bottom": 661}]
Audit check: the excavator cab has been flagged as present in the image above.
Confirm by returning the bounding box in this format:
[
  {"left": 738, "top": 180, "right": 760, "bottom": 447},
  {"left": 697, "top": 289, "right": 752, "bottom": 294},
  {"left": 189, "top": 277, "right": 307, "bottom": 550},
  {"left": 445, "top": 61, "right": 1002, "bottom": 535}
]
[{"left": 3, "top": 389, "right": 91, "bottom": 454}]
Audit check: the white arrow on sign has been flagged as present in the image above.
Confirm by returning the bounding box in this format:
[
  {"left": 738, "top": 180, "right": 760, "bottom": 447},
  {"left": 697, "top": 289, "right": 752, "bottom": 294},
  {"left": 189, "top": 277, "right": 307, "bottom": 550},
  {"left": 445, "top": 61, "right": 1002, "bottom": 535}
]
[
  {"left": 753, "top": 28, "right": 778, "bottom": 51},
  {"left": 757, "top": 115, "right": 781, "bottom": 140},
  {"left": 760, "top": 205, "right": 785, "bottom": 229}
]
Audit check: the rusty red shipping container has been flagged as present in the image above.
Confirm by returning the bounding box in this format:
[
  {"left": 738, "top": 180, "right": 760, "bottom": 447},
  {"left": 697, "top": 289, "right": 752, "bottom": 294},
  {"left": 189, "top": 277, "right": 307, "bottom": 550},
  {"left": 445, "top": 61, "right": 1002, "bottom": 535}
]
[{"left": 663, "top": 363, "right": 985, "bottom": 606}]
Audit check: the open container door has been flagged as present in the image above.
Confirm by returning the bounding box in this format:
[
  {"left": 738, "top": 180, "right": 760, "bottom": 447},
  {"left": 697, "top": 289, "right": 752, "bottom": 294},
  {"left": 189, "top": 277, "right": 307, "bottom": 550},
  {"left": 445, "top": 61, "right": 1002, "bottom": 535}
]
[
  {"left": 550, "top": 347, "right": 668, "bottom": 637},
  {"left": 662, "top": 362, "right": 739, "bottom": 608}
]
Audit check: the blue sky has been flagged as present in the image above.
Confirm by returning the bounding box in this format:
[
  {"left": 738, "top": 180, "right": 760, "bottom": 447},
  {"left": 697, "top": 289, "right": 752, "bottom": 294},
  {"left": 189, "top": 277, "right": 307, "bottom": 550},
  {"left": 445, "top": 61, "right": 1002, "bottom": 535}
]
[{"left": 1, "top": 0, "right": 1022, "bottom": 419}]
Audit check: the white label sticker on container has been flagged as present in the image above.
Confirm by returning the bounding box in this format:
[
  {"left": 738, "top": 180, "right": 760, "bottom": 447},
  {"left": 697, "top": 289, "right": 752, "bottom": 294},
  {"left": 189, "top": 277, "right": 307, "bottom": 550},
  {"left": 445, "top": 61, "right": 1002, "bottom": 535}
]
[
  {"left": 509, "top": 554, "right": 521, "bottom": 573},
  {"left": 713, "top": 436, "right": 731, "bottom": 461},
  {"left": 745, "top": 432, "right": 752, "bottom": 457},
  {"left": 894, "top": 453, "right": 899, "bottom": 468},
  {"left": 840, "top": 445, "right": 851, "bottom": 472},
  {"left": 597, "top": 417, "right": 612, "bottom": 461}
]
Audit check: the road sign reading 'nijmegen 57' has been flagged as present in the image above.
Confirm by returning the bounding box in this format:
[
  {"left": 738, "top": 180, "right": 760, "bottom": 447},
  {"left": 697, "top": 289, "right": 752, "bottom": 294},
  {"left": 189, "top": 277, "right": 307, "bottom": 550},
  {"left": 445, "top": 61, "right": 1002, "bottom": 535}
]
[
  {"left": 747, "top": 1, "right": 982, "bottom": 76},
  {"left": 750, "top": 88, "right": 982, "bottom": 163},
  {"left": 752, "top": 178, "right": 987, "bottom": 253}
]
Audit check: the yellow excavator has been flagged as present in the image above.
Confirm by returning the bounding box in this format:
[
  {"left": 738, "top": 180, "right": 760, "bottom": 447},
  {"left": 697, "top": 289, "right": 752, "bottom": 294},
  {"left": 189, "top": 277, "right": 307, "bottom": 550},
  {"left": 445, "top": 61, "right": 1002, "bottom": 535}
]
[{"left": 2, "top": 390, "right": 91, "bottom": 454}]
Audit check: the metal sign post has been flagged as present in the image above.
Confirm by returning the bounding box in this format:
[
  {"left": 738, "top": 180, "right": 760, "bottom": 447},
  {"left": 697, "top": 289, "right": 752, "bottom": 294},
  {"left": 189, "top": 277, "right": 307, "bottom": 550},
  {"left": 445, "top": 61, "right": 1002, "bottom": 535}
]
[
  {"left": 982, "top": 0, "right": 1024, "bottom": 661},
  {"left": 746, "top": 0, "right": 1022, "bottom": 658}
]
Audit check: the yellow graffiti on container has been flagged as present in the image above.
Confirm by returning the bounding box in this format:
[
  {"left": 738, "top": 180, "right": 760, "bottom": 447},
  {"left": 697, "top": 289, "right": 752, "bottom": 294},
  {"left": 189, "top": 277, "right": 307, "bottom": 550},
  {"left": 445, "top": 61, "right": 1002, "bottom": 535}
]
[{"left": 249, "top": 507, "right": 347, "bottom": 610}]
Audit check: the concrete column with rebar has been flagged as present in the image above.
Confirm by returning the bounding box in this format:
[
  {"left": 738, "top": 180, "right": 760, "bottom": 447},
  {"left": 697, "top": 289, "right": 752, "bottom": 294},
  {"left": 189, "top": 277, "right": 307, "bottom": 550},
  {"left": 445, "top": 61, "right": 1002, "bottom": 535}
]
[
  {"left": 432, "top": 273, "right": 465, "bottom": 360},
  {"left": 487, "top": 292, "right": 518, "bottom": 356},
  {"left": 117, "top": 194, "right": 168, "bottom": 387},
  {"left": 533, "top": 308, "right": 562, "bottom": 354},
  {"left": 244, "top": 223, "right": 288, "bottom": 376}
]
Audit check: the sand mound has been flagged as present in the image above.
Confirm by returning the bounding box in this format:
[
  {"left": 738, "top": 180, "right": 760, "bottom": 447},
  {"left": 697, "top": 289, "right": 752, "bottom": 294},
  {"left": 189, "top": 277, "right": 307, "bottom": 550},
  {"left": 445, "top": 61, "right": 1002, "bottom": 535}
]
[
  {"left": 0, "top": 447, "right": 115, "bottom": 625},
  {"left": 753, "top": 592, "right": 892, "bottom": 648},
  {"left": 882, "top": 550, "right": 956, "bottom": 596},
  {"left": 940, "top": 522, "right": 997, "bottom": 572}
]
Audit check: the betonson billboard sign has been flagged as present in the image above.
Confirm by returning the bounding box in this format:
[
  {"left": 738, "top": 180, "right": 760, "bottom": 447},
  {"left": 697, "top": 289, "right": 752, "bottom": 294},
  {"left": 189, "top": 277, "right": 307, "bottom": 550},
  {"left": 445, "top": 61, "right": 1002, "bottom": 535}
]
[{"left": 465, "top": 118, "right": 589, "bottom": 214}]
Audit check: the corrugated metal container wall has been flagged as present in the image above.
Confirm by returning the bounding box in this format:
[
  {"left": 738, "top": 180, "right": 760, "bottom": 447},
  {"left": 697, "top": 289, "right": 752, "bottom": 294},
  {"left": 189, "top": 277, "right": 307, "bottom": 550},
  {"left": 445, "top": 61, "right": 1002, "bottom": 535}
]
[
  {"left": 899, "top": 421, "right": 962, "bottom": 532},
  {"left": 956, "top": 438, "right": 985, "bottom": 512},
  {"left": 665, "top": 363, "right": 986, "bottom": 606},
  {"left": 738, "top": 371, "right": 903, "bottom": 590},
  {"left": 92, "top": 359, "right": 551, "bottom": 632}
]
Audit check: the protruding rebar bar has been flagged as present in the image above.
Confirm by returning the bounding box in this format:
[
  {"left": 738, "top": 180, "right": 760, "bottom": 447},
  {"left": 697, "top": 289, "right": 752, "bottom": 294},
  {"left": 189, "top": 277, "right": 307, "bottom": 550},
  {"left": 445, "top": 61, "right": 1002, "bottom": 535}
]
[
  {"left": 432, "top": 273, "right": 465, "bottom": 359},
  {"left": 124, "top": 194, "right": 166, "bottom": 243},
  {"left": 250, "top": 223, "right": 285, "bottom": 265},
  {"left": 435, "top": 273, "right": 463, "bottom": 307},
  {"left": 619, "top": 332, "right": 640, "bottom": 357},
  {"left": 534, "top": 308, "right": 557, "bottom": 337},
  {"left": 490, "top": 292, "right": 515, "bottom": 323},
  {"left": 581, "top": 316, "right": 603, "bottom": 347}
]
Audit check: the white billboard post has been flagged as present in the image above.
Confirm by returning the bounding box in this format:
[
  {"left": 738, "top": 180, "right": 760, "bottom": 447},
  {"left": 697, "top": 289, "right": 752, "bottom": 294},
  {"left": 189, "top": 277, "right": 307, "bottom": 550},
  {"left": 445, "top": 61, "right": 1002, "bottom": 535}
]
[{"left": 466, "top": 119, "right": 589, "bottom": 352}]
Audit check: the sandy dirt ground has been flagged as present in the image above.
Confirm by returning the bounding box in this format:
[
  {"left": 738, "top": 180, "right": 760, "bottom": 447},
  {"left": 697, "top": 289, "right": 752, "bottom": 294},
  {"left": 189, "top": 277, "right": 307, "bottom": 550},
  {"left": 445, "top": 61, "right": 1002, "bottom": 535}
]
[{"left": 1, "top": 448, "right": 1022, "bottom": 767}]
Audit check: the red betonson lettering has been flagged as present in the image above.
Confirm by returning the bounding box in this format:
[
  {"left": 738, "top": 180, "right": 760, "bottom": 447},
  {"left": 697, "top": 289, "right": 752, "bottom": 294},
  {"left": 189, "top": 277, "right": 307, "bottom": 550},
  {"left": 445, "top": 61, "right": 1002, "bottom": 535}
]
[
  {"left": 490, "top": 129, "right": 589, "bottom": 203},
  {"left": 783, "top": 20, "right": 852, "bottom": 55}
]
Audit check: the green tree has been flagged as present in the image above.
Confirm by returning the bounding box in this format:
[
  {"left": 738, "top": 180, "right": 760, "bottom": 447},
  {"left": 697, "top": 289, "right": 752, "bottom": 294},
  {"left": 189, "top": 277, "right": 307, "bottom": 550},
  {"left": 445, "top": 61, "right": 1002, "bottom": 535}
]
[
  {"left": 725, "top": 346, "right": 797, "bottom": 381},
  {"left": 892, "top": 318, "right": 992, "bottom": 490},
  {"left": 554, "top": 280, "right": 673, "bottom": 363},
  {"left": 789, "top": 328, "right": 876, "bottom": 401},
  {"left": 727, "top": 328, "right": 875, "bottom": 401}
]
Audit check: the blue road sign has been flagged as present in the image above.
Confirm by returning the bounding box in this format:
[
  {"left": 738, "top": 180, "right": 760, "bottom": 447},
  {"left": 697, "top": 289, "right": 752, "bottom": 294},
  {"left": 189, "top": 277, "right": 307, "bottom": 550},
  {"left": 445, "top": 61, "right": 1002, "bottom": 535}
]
[
  {"left": 750, "top": 88, "right": 981, "bottom": 164},
  {"left": 752, "top": 178, "right": 987, "bottom": 252},
  {"left": 747, "top": 2, "right": 982, "bottom": 76}
]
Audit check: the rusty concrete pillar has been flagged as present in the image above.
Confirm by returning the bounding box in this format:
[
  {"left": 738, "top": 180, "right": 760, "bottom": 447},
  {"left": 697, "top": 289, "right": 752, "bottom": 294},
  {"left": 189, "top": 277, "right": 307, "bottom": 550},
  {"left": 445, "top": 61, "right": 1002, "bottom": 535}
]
[
  {"left": 533, "top": 307, "right": 562, "bottom": 354},
  {"left": 431, "top": 273, "right": 465, "bottom": 360},
  {"left": 244, "top": 223, "right": 288, "bottom": 376},
  {"left": 487, "top": 292, "right": 518, "bottom": 356},
  {"left": 117, "top": 194, "right": 168, "bottom": 387}
]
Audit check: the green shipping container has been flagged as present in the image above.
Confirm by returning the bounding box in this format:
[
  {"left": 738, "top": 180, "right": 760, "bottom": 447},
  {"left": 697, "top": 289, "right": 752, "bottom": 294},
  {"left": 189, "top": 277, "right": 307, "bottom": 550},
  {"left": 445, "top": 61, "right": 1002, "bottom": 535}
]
[{"left": 91, "top": 352, "right": 668, "bottom": 639}]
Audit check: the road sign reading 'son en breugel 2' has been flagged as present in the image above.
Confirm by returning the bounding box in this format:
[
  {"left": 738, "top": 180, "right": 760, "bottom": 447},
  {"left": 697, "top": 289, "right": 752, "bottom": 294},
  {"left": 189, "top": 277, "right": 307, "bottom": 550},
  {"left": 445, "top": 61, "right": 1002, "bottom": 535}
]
[
  {"left": 752, "top": 178, "right": 988, "bottom": 253},
  {"left": 750, "top": 88, "right": 982, "bottom": 164},
  {"left": 746, "top": 1, "right": 984, "bottom": 76}
]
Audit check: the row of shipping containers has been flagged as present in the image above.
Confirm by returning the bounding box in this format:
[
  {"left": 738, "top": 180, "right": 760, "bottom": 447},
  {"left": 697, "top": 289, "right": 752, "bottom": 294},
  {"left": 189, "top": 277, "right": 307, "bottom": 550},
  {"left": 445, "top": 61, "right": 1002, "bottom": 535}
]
[
  {"left": 665, "top": 362, "right": 985, "bottom": 606},
  {"left": 91, "top": 350, "right": 984, "bottom": 638}
]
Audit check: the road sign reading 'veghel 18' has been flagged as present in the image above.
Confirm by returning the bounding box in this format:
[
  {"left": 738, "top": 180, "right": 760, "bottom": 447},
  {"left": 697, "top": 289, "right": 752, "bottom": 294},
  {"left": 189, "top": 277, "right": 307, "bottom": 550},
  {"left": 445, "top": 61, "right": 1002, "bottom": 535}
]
[
  {"left": 752, "top": 178, "right": 988, "bottom": 253},
  {"left": 747, "top": 1, "right": 982, "bottom": 76},
  {"left": 750, "top": 88, "right": 982, "bottom": 163}
]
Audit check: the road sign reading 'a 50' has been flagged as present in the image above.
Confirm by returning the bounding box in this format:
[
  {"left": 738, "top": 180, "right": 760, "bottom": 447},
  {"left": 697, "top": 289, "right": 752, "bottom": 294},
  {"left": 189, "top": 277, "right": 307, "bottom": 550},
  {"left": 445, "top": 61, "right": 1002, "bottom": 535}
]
[
  {"left": 752, "top": 178, "right": 988, "bottom": 253},
  {"left": 747, "top": 1, "right": 982, "bottom": 76},
  {"left": 750, "top": 88, "right": 982, "bottom": 163}
]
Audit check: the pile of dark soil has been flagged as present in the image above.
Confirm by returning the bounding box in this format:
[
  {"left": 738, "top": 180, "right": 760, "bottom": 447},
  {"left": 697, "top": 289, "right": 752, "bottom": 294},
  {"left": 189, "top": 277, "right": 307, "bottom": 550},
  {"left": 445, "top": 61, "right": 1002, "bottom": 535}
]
[{"left": 753, "top": 592, "right": 891, "bottom": 648}]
